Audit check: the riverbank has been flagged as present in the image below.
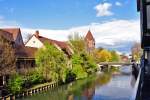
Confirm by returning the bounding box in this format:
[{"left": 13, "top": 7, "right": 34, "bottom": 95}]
[
  {"left": 20, "top": 66, "right": 133, "bottom": 100},
  {"left": 0, "top": 66, "right": 125, "bottom": 100},
  {"left": 0, "top": 73, "right": 95, "bottom": 100},
  {"left": 0, "top": 82, "right": 59, "bottom": 100}
]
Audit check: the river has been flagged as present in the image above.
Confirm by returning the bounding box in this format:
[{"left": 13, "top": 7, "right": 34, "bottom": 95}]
[{"left": 20, "top": 65, "right": 134, "bottom": 100}]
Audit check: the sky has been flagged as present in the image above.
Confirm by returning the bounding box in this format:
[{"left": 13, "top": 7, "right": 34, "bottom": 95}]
[{"left": 0, "top": 0, "right": 140, "bottom": 53}]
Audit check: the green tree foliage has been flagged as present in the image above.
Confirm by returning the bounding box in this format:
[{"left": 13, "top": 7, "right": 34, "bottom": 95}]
[
  {"left": 69, "top": 34, "right": 97, "bottom": 79},
  {"left": 110, "top": 50, "right": 120, "bottom": 62},
  {"left": 72, "top": 64, "right": 88, "bottom": 79},
  {"left": 24, "top": 69, "right": 44, "bottom": 87},
  {"left": 80, "top": 53, "right": 97, "bottom": 74},
  {"left": 35, "top": 43, "right": 68, "bottom": 82},
  {"left": 68, "top": 33, "right": 85, "bottom": 53},
  {"left": 8, "top": 74, "right": 24, "bottom": 94},
  {"left": 71, "top": 54, "right": 87, "bottom": 79}
]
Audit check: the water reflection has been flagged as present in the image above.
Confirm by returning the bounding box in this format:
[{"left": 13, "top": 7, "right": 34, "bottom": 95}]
[{"left": 21, "top": 66, "right": 133, "bottom": 100}]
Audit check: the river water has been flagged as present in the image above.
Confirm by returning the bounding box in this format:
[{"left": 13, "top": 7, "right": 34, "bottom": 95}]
[{"left": 20, "top": 66, "right": 134, "bottom": 100}]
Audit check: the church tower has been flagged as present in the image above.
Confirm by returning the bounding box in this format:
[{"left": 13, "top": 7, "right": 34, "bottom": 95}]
[{"left": 84, "top": 30, "right": 95, "bottom": 53}]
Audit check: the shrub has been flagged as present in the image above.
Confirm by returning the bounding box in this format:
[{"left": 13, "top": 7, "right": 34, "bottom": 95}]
[
  {"left": 29, "top": 71, "right": 44, "bottom": 85},
  {"left": 65, "top": 70, "right": 76, "bottom": 83},
  {"left": 8, "top": 74, "right": 24, "bottom": 94},
  {"left": 72, "top": 65, "right": 87, "bottom": 79}
]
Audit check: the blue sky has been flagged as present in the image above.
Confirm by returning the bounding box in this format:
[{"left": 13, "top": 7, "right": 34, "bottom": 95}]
[
  {"left": 0, "top": 0, "right": 139, "bottom": 29},
  {"left": 0, "top": 0, "right": 140, "bottom": 53}
]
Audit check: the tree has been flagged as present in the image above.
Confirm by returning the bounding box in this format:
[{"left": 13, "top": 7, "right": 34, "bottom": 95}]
[
  {"left": 69, "top": 34, "right": 97, "bottom": 78},
  {"left": 110, "top": 50, "right": 120, "bottom": 62},
  {"left": 97, "top": 49, "right": 112, "bottom": 62},
  {"left": 68, "top": 33, "right": 86, "bottom": 54},
  {"left": 97, "top": 47, "right": 104, "bottom": 52},
  {"left": 35, "top": 43, "right": 68, "bottom": 82},
  {"left": 8, "top": 74, "right": 24, "bottom": 94},
  {"left": 0, "top": 35, "right": 16, "bottom": 76},
  {"left": 131, "top": 42, "right": 142, "bottom": 62},
  {"left": 24, "top": 33, "right": 32, "bottom": 43}
]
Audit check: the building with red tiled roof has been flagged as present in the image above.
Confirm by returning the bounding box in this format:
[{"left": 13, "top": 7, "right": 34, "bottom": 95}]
[
  {"left": 0, "top": 28, "right": 38, "bottom": 70},
  {"left": 0, "top": 28, "right": 24, "bottom": 45},
  {"left": 25, "top": 30, "right": 73, "bottom": 57},
  {"left": 0, "top": 28, "right": 77, "bottom": 87},
  {"left": 0, "top": 30, "right": 14, "bottom": 42},
  {"left": 120, "top": 55, "right": 129, "bottom": 62},
  {"left": 84, "top": 30, "right": 95, "bottom": 53}
]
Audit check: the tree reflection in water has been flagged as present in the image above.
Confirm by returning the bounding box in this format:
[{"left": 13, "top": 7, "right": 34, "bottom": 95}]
[
  {"left": 66, "top": 68, "right": 113, "bottom": 100},
  {"left": 20, "top": 67, "right": 123, "bottom": 100}
]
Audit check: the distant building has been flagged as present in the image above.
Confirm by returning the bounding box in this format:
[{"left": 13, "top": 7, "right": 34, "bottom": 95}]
[
  {"left": 84, "top": 30, "right": 95, "bottom": 54},
  {"left": 120, "top": 55, "right": 129, "bottom": 62}
]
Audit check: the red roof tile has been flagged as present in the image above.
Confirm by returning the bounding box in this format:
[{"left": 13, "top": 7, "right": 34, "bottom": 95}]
[
  {"left": 85, "top": 30, "right": 95, "bottom": 41},
  {"left": 33, "top": 31, "right": 72, "bottom": 56},
  {"left": 1, "top": 28, "right": 21, "bottom": 41},
  {"left": 15, "top": 45, "right": 38, "bottom": 58},
  {"left": 0, "top": 29, "right": 14, "bottom": 41}
]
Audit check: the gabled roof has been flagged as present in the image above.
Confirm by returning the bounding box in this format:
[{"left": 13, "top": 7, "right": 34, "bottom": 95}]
[
  {"left": 85, "top": 30, "right": 95, "bottom": 41},
  {"left": 1, "top": 28, "right": 21, "bottom": 41},
  {"left": 33, "top": 31, "right": 73, "bottom": 56},
  {"left": 0, "top": 29, "right": 14, "bottom": 41}
]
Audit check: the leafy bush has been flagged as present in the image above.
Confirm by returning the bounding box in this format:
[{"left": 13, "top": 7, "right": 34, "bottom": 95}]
[
  {"left": 29, "top": 71, "right": 44, "bottom": 85},
  {"left": 35, "top": 43, "right": 68, "bottom": 82},
  {"left": 72, "top": 65, "right": 87, "bottom": 79},
  {"left": 8, "top": 74, "right": 24, "bottom": 94},
  {"left": 65, "top": 70, "right": 76, "bottom": 83}
]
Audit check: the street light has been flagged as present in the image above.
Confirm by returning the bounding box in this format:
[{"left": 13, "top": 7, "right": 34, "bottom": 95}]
[{"left": 138, "top": 0, "right": 150, "bottom": 48}]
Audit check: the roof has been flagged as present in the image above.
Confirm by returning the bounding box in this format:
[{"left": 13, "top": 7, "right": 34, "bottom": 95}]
[
  {"left": 33, "top": 31, "right": 72, "bottom": 56},
  {"left": 15, "top": 45, "right": 38, "bottom": 58},
  {"left": 1, "top": 28, "right": 21, "bottom": 41},
  {"left": 0, "top": 29, "right": 14, "bottom": 41},
  {"left": 85, "top": 30, "right": 95, "bottom": 41}
]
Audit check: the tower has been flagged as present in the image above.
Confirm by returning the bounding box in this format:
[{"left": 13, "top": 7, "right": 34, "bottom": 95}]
[{"left": 84, "top": 30, "right": 95, "bottom": 54}]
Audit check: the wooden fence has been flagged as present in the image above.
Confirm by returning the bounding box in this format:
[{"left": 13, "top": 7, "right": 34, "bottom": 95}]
[{"left": 0, "top": 82, "right": 58, "bottom": 100}]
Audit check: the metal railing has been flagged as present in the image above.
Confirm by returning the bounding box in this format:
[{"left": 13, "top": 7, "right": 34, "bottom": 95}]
[{"left": 131, "top": 63, "right": 144, "bottom": 100}]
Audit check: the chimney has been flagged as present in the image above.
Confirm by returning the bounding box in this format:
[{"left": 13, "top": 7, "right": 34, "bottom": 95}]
[{"left": 35, "top": 30, "right": 39, "bottom": 37}]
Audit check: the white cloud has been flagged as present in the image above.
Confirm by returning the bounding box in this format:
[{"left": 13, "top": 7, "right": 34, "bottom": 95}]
[
  {"left": 115, "top": 2, "right": 122, "bottom": 6},
  {"left": 0, "top": 18, "right": 140, "bottom": 51},
  {"left": 94, "top": 2, "right": 113, "bottom": 17},
  {"left": 20, "top": 19, "right": 140, "bottom": 47}
]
